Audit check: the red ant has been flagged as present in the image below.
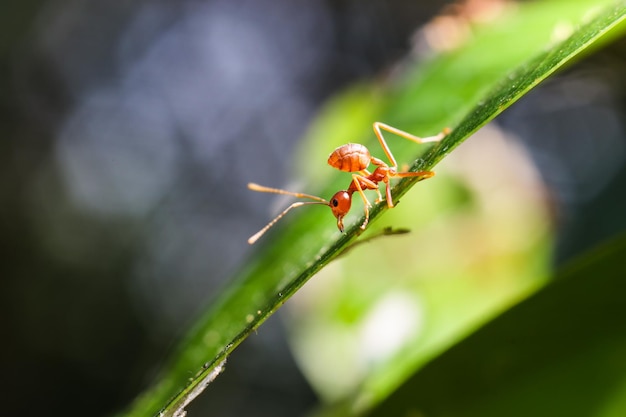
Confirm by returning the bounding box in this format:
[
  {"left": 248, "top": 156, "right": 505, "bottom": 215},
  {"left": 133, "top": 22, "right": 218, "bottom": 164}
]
[{"left": 248, "top": 122, "right": 450, "bottom": 244}]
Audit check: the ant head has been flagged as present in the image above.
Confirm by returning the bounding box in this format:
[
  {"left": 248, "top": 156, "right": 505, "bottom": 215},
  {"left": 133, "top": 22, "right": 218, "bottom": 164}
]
[{"left": 329, "top": 190, "right": 351, "bottom": 232}]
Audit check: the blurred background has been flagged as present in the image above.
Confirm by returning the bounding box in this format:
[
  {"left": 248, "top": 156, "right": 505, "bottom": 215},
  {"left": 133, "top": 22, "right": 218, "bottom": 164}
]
[{"left": 1, "top": 0, "right": 625, "bottom": 416}]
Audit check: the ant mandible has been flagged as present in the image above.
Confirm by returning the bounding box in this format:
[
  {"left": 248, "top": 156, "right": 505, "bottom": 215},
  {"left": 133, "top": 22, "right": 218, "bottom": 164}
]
[{"left": 248, "top": 122, "right": 450, "bottom": 244}]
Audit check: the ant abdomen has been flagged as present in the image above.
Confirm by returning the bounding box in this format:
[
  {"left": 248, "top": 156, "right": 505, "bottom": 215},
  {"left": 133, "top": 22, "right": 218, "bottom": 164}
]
[{"left": 327, "top": 143, "right": 371, "bottom": 172}]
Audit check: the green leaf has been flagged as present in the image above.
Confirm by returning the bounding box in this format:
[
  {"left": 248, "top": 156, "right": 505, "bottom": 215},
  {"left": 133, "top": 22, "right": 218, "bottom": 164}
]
[
  {"left": 120, "top": 1, "right": 626, "bottom": 416},
  {"left": 365, "top": 232, "right": 626, "bottom": 417}
]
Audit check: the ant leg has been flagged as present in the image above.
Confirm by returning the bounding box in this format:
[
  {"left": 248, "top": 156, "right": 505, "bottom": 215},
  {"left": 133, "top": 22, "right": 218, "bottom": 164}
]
[
  {"left": 358, "top": 168, "right": 379, "bottom": 204},
  {"left": 353, "top": 170, "right": 383, "bottom": 203},
  {"left": 373, "top": 187, "right": 384, "bottom": 204},
  {"left": 351, "top": 174, "right": 373, "bottom": 229},
  {"left": 372, "top": 122, "right": 450, "bottom": 168},
  {"left": 384, "top": 170, "right": 436, "bottom": 208},
  {"left": 392, "top": 170, "right": 436, "bottom": 179},
  {"left": 358, "top": 172, "right": 383, "bottom": 203},
  {"left": 353, "top": 174, "right": 378, "bottom": 206}
]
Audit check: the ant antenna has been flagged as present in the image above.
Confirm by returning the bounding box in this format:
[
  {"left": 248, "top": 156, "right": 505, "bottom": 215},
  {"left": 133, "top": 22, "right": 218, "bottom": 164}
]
[{"left": 247, "top": 183, "right": 329, "bottom": 244}]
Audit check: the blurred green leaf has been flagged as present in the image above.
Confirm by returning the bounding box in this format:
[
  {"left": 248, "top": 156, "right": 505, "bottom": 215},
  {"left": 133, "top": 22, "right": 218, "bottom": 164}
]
[
  {"left": 120, "top": 1, "right": 626, "bottom": 416},
  {"left": 365, "top": 232, "right": 626, "bottom": 417}
]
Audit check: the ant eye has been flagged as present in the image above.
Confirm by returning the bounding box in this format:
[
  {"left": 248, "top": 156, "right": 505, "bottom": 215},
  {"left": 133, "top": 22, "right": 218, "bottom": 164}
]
[{"left": 332, "top": 199, "right": 339, "bottom": 207}]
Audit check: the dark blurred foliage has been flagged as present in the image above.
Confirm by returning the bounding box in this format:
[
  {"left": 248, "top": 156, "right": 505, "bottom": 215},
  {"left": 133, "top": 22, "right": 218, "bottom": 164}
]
[{"left": 1, "top": 0, "right": 625, "bottom": 416}]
